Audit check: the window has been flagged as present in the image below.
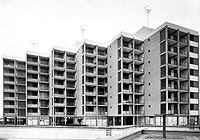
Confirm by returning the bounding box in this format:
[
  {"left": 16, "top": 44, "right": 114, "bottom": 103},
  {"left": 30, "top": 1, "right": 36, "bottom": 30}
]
[
  {"left": 190, "top": 104, "right": 199, "bottom": 110},
  {"left": 149, "top": 94, "right": 151, "bottom": 96},
  {"left": 160, "top": 42, "right": 166, "bottom": 53},
  {"left": 190, "top": 69, "right": 198, "bottom": 76},
  {"left": 118, "top": 71, "right": 121, "bottom": 81},
  {"left": 148, "top": 61, "right": 150, "bottom": 63},
  {"left": 161, "top": 91, "right": 166, "bottom": 101},
  {"left": 118, "top": 94, "right": 121, "bottom": 103},
  {"left": 118, "top": 105, "right": 121, "bottom": 114},
  {"left": 118, "top": 60, "right": 121, "bottom": 70},
  {"left": 190, "top": 34, "right": 198, "bottom": 42},
  {"left": 117, "top": 38, "right": 121, "bottom": 48},
  {"left": 148, "top": 50, "right": 150, "bottom": 52},
  {"left": 161, "top": 79, "right": 166, "bottom": 89},
  {"left": 190, "top": 92, "right": 198, "bottom": 99},
  {"left": 118, "top": 49, "right": 121, "bottom": 59},
  {"left": 118, "top": 83, "right": 121, "bottom": 92},
  {"left": 190, "top": 81, "right": 198, "bottom": 88},
  {"left": 148, "top": 83, "right": 150, "bottom": 86},
  {"left": 148, "top": 72, "right": 150, "bottom": 74},
  {"left": 190, "top": 58, "right": 198, "bottom": 65},
  {"left": 190, "top": 46, "right": 198, "bottom": 54},
  {"left": 148, "top": 38, "right": 150, "bottom": 41},
  {"left": 149, "top": 105, "right": 151, "bottom": 108},
  {"left": 160, "top": 28, "right": 166, "bottom": 41},
  {"left": 161, "top": 54, "right": 166, "bottom": 65},
  {"left": 161, "top": 66, "right": 166, "bottom": 77}
]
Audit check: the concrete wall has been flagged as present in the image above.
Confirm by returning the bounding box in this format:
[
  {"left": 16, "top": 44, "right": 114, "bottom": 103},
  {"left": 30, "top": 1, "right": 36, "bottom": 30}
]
[
  {"left": 143, "top": 31, "right": 161, "bottom": 116},
  {"left": 107, "top": 38, "right": 120, "bottom": 116}
]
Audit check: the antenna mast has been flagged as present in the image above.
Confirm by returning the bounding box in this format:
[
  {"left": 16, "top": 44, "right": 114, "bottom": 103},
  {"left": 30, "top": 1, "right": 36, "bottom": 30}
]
[
  {"left": 30, "top": 40, "right": 38, "bottom": 51},
  {"left": 80, "top": 25, "right": 86, "bottom": 41},
  {"left": 144, "top": 5, "right": 151, "bottom": 28}
]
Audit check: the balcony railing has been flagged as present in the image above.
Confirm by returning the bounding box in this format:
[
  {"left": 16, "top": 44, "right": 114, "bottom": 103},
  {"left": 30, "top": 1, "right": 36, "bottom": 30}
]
[
  {"left": 123, "top": 100, "right": 133, "bottom": 103},
  {"left": 135, "top": 110, "right": 144, "bottom": 115},
  {"left": 98, "top": 112, "right": 107, "bottom": 115},
  {"left": 54, "top": 103, "right": 65, "bottom": 107},
  {"left": 180, "top": 98, "right": 188, "bottom": 102},
  {"left": 180, "top": 86, "right": 188, "bottom": 91},
  {"left": 135, "top": 89, "right": 144, "bottom": 94},
  {"left": 180, "top": 109, "right": 189, "bottom": 114},
  {"left": 168, "top": 110, "right": 178, "bottom": 114},
  {"left": 135, "top": 99, "right": 144, "bottom": 104},
  {"left": 86, "top": 101, "right": 96, "bottom": 105},
  {"left": 180, "top": 62, "right": 188, "bottom": 67},
  {"left": 135, "top": 78, "right": 143, "bottom": 83},
  {"left": 168, "top": 97, "right": 178, "bottom": 102},
  {"left": 98, "top": 101, "right": 107, "bottom": 105},
  {"left": 67, "top": 102, "right": 75, "bottom": 106},
  {"left": 180, "top": 74, "right": 188, "bottom": 79},
  {"left": 123, "top": 111, "right": 133, "bottom": 115}
]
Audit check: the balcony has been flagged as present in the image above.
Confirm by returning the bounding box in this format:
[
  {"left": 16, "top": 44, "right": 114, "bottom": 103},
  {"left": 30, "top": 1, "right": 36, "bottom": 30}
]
[
  {"left": 123, "top": 100, "right": 133, "bottom": 104},
  {"left": 4, "top": 113, "right": 15, "bottom": 116},
  {"left": 85, "top": 92, "right": 96, "bottom": 96},
  {"left": 123, "top": 78, "right": 133, "bottom": 83},
  {"left": 66, "top": 102, "right": 76, "bottom": 107},
  {"left": 27, "top": 113, "right": 38, "bottom": 116},
  {"left": 67, "top": 112, "right": 75, "bottom": 115},
  {"left": 180, "top": 74, "right": 188, "bottom": 79},
  {"left": 66, "top": 93, "right": 76, "bottom": 98},
  {"left": 135, "top": 68, "right": 144, "bottom": 74},
  {"left": 135, "top": 110, "right": 144, "bottom": 115},
  {"left": 168, "top": 97, "right": 178, "bottom": 102},
  {"left": 180, "top": 109, "right": 189, "bottom": 114},
  {"left": 86, "top": 111, "right": 96, "bottom": 115},
  {"left": 123, "top": 89, "right": 132, "bottom": 94},
  {"left": 27, "top": 95, "right": 38, "bottom": 99},
  {"left": 40, "top": 104, "right": 49, "bottom": 108},
  {"left": 123, "top": 111, "right": 133, "bottom": 115},
  {"left": 135, "top": 99, "right": 144, "bottom": 104},
  {"left": 180, "top": 86, "right": 188, "bottom": 91},
  {"left": 4, "top": 80, "right": 15, "bottom": 85},
  {"left": 4, "top": 97, "right": 15, "bottom": 100},
  {"left": 54, "top": 103, "right": 65, "bottom": 107},
  {"left": 54, "top": 85, "right": 65, "bottom": 89},
  {"left": 134, "top": 78, "right": 143, "bottom": 84},
  {"left": 4, "top": 105, "right": 15, "bottom": 108},
  {"left": 168, "top": 59, "right": 178, "bottom": 66},
  {"left": 123, "top": 66, "right": 133, "bottom": 73},
  {"left": 27, "top": 104, "right": 38, "bottom": 108},
  {"left": 4, "top": 88, "right": 15, "bottom": 92},
  {"left": 168, "top": 85, "right": 178, "bottom": 90},
  {"left": 55, "top": 112, "right": 65, "bottom": 116},
  {"left": 180, "top": 98, "right": 188, "bottom": 103},
  {"left": 3, "top": 72, "right": 14, "bottom": 77},
  {"left": 98, "top": 101, "right": 107, "bottom": 105},
  {"left": 54, "top": 94, "right": 65, "bottom": 98},
  {"left": 180, "top": 62, "right": 188, "bottom": 67},
  {"left": 135, "top": 89, "right": 144, "bottom": 94},
  {"left": 86, "top": 101, "right": 96, "bottom": 106},
  {"left": 27, "top": 87, "right": 38, "bottom": 91},
  {"left": 98, "top": 112, "right": 108, "bottom": 115},
  {"left": 40, "top": 95, "right": 49, "bottom": 100},
  {"left": 168, "top": 110, "right": 178, "bottom": 114}
]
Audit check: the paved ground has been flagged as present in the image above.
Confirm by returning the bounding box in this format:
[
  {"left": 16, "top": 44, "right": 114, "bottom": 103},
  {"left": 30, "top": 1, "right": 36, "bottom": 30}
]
[
  {"left": 0, "top": 127, "right": 125, "bottom": 140},
  {"left": 134, "top": 134, "right": 200, "bottom": 140}
]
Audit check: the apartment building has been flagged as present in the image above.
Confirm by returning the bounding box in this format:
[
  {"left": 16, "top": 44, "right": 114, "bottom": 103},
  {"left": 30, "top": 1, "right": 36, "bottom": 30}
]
[{"left": 2, "top": 22, "right": 199, "bottom": 126}]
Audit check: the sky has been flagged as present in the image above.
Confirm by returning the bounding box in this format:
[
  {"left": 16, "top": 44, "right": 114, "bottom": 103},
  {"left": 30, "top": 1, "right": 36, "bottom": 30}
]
[{"left": 0, "top": 0, "right": 200, "bottom": 117}]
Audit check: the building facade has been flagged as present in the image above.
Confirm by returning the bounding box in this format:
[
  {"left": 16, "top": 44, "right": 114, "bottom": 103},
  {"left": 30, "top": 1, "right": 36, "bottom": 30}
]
[{"left": 2, "top": 22, "right": 199, "bottom": 126}]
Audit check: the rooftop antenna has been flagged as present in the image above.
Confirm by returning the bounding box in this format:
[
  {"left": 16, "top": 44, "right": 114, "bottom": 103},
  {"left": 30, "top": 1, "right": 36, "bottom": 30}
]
[
  {"left": 30, "top": 40, "right": 38, "bottom": 51},
  {"left": 80, "top": 25, "right": 86, "bottom": 41},
  {"left": 144, "top": 5, "right": 151, "bottom": 28}
]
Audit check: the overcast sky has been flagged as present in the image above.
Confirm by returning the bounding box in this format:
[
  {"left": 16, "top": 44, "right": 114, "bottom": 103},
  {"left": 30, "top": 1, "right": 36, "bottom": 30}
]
[{"left": 0, "top": 0, "right": 200, "bottom": 117}]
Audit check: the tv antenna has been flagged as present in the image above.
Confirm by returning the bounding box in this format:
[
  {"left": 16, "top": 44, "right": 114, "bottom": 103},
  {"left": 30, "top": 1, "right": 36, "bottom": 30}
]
[
  {"left": 80, "top": 25, "right": 86, "bottom": 41},
  {"left": 30, "top": 40, "right": 38, "bottom": 51},
  {"left": 144, "top": 5, "right": 151, "bottom": 28}
]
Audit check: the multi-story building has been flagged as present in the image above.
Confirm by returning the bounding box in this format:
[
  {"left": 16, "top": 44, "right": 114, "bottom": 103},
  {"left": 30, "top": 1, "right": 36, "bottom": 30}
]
[{"left": 2, "top": 22, "right": 199, "bottom": 126}]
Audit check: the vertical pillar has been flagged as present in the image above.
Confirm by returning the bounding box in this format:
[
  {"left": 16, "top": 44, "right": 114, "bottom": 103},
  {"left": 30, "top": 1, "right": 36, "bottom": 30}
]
[{"left": 163, "top": 114, "right": 166, "bottom": 138}]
